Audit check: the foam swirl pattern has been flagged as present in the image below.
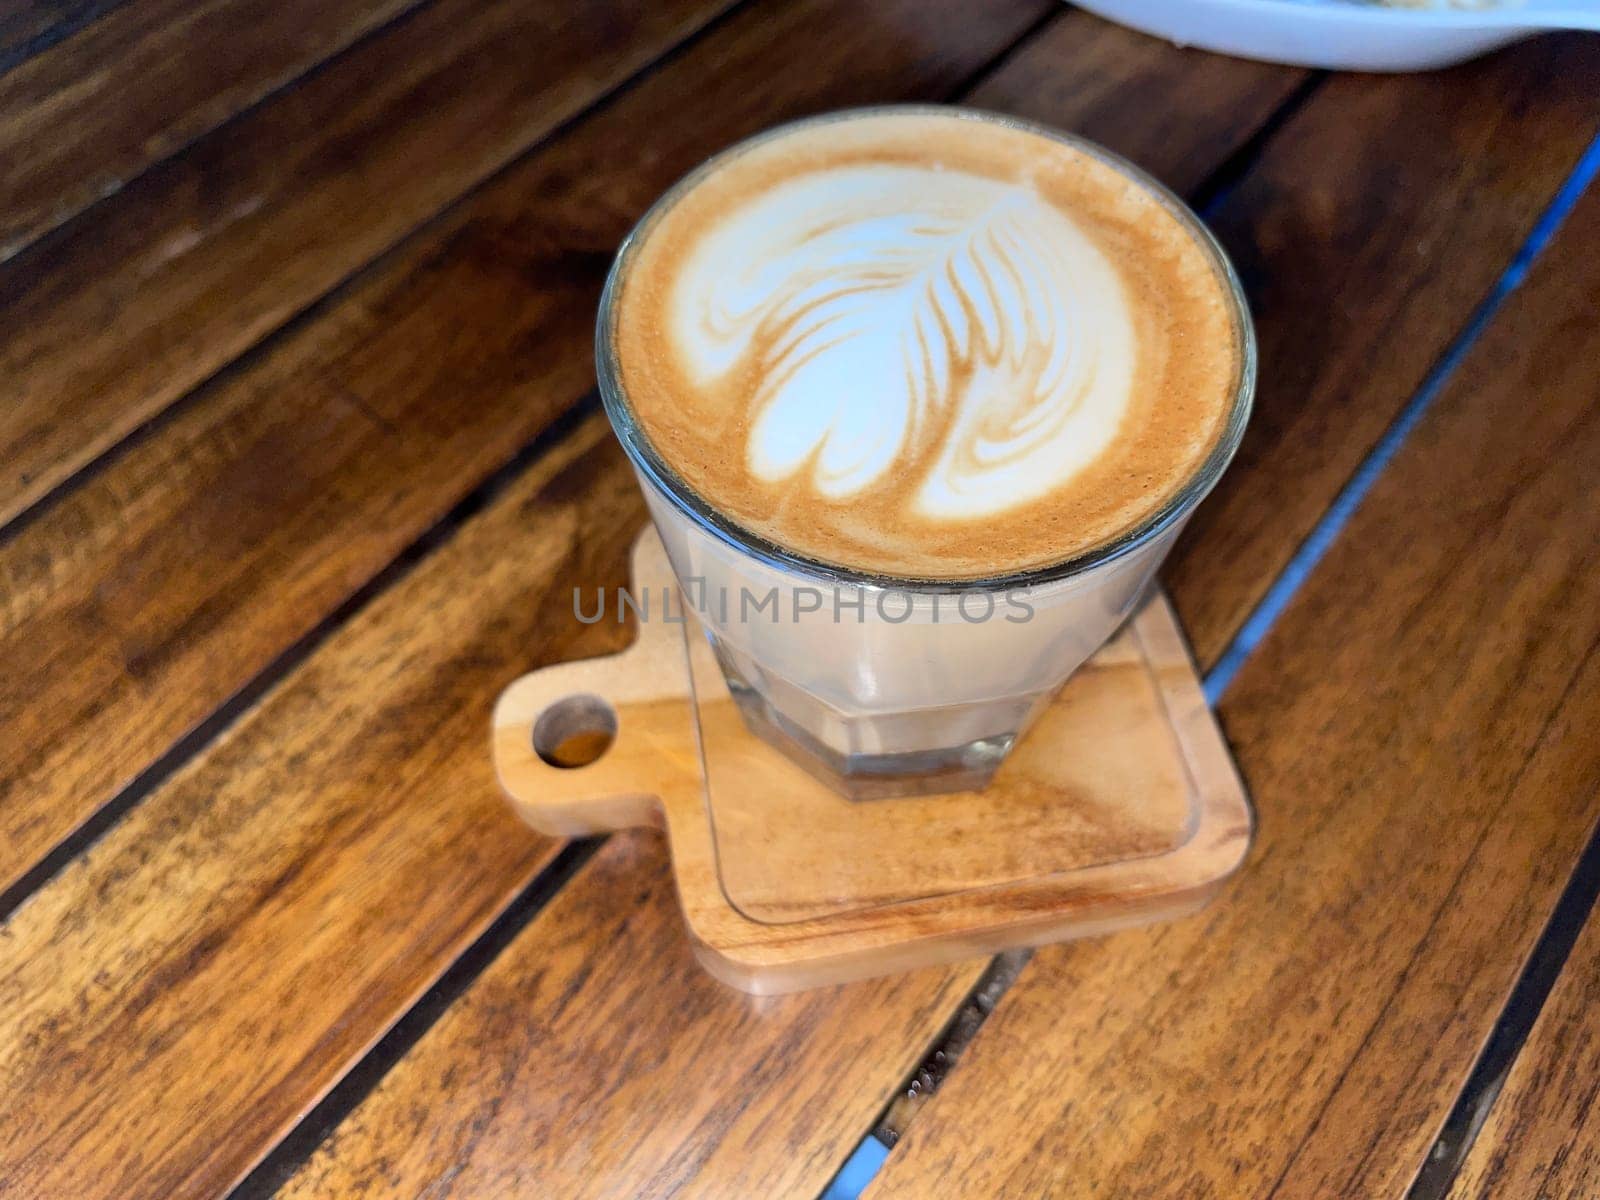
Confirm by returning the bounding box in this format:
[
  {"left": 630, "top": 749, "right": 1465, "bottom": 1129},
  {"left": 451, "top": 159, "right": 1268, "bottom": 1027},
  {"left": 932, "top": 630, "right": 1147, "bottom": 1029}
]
[
  {"left": 610, "top": 110, "right": 1242, "bottom": 580},
  {"left": 675, "top": 166, "right": 1136, "bottom": 518}
]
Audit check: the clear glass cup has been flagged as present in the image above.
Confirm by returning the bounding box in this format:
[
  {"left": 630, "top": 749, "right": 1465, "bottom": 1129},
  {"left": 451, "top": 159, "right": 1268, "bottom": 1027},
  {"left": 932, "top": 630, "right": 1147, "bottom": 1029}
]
[{"left": 595, "top": 107, "right": 1255, "bottom": 800}]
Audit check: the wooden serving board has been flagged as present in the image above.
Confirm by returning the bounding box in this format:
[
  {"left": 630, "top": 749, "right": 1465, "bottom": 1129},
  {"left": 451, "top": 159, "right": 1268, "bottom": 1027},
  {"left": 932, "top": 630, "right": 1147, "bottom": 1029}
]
[{"left": 493, "top": 529, "right": 1253, "bottom": 994}]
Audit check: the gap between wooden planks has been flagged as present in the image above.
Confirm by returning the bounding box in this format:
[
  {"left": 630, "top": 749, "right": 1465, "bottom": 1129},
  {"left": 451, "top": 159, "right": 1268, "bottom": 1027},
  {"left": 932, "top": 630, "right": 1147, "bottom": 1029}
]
[
  {"left": 0, "top": 0, "right": 742, "bottom": 528},
  {"left": 867, "top": 129, "right": 1600, "bottom": 1200},
  {"left": 0, "top": 0, "right": 429, "bottom": 258},
  {"left": 1448, "top": 824, "right": 1600, "bottom": 1200},
  {"left": 0, "top": 0, "right": 130, "bottom": 71}
]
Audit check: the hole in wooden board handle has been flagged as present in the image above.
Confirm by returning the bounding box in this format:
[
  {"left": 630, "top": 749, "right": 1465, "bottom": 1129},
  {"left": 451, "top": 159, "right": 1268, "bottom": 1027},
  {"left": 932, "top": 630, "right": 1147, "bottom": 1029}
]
[{"left": 532, "top": 693, "right": 618, "bottom": 768}]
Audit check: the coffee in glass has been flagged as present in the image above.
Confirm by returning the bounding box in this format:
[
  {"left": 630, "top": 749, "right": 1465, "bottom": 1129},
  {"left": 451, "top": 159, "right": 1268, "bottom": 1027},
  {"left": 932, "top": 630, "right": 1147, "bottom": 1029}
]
[{"left": 597, "top": 106, "right": 1253, "bottom": 798}]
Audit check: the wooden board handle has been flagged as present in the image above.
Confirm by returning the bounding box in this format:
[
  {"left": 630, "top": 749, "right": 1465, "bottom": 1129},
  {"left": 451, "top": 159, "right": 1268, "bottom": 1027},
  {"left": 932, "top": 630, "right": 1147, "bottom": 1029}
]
[{"left": 492, "top": 533, "right": 701, "bottom": 836}]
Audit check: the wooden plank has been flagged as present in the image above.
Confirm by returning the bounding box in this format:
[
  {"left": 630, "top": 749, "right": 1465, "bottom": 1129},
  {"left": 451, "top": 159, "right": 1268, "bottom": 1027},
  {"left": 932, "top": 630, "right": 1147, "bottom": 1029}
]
[
  {"left": 277, "top": 831, "right": 982, "bottom": 1199},
  {"left": 0, "top": 415, "right": 621, "bottom": 1199},
  {"left": 866, "top": 137, "right": 1600, "bottom": 1199},
  {"left": 963, "top": 7, "right": 1308, "bottom": 197},
  {"left": 1449, "top": 893, "right": 1600, "bottom": 1200},
  {"left": 1167, "top": 34, "right": 1600, "bottom": 665},
  {"left": 0, "top": 0, "right": 737, "bottom": 529},
  {"left": 0, "top": 0, "right": 427, "bottom": 258},
  {"left": 0, "top": 0, "right": 125, "bottom": 70},
  {"left": 0, "top": 2, "right": 1050, "bottom": 1194},
  {"left": 0, "top": 0, "right": 746, "bottom": 894}
]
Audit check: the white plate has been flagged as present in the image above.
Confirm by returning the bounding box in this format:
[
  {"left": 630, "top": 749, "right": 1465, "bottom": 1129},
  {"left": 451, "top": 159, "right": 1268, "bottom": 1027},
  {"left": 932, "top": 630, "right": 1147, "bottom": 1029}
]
[{"left": 1071, "top": 0, "right": 1600, "bottom": 71}]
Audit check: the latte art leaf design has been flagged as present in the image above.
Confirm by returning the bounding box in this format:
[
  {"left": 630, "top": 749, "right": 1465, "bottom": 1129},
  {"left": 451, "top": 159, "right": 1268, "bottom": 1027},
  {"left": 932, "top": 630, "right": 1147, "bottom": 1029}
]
[{"left": 672, "top": 165, "right": 1138, "bottom": 518}]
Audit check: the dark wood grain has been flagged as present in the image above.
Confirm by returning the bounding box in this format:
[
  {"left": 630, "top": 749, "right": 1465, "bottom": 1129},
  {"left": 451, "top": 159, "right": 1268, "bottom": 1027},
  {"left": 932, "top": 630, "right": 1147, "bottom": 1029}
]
[
  {"left": 1450, "top": 883, "right": 1600, "bottom": 1200},
  {"left": 0, "top": 0, "right": 735, "bottom": 530},
  {"left": 867, "top": 151, "right": 1600, "bottom": 1200},
  {"left": 0, "top": 0, "right": 427, "bottom": 258},
  {"left": 0, "top": 0, "right": 761, "bottom": 894},
  {"left": 963, "top": 9, "right": 1308, "bottom": 197},
  {"left": 0, "top": 0, "right": 124, "bottom": 69},
  {"left": 277, "top": 831, "right": 982, "bottom": 1199},
  {"left": 0, "top": 416, "right": 626, "bottom": 1199},
  {"left": 0, "top": 1, "right": 1049, "bottom": 1193},
  {"left": 1170, "top": 34, "right": 1600, "bottom": 665}
]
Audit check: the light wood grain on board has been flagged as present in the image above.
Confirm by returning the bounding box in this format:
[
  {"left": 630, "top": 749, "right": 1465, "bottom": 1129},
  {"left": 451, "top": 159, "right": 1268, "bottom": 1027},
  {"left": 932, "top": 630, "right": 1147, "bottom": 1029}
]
[
  {"left": 277, "top": 831, "right": 982, "bottom": 1199},
  {"left": 496, "top": 537, "right": 1249, "bottom": 992},
  {"left": 1450, "top": 886, "right": 1600, "bottom": 1200},
  {"left": 0, "top": 0, "right": 1055, "bottom": 895},
  {"left": 0, "top": 0, "right": 737, "bottom": 528},
  {"left": 0, "top": 2, "right": 1051, "bottom": 1194},
  {"left": 0, "top": 0, "right": 426, "bottom": 258},
  {"left": 867, "top": 150, "right": 1600, "bottom": 1200}
]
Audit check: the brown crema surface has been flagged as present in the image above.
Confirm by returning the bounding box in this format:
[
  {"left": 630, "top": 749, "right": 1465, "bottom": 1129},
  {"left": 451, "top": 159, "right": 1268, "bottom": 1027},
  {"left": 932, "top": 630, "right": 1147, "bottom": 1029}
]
[{"left": 608, "top": 109, "right": 1244, "bottom": 580}]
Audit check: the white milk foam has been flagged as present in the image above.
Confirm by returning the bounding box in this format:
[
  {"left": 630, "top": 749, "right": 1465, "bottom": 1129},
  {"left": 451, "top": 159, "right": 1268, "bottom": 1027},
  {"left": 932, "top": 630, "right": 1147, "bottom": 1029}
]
[
  {"left": 671, "top": 164, "right": 1137, "bottom": 519},
  {"left": 612, "top": 109, "right": 1241, "bottom": 580}
]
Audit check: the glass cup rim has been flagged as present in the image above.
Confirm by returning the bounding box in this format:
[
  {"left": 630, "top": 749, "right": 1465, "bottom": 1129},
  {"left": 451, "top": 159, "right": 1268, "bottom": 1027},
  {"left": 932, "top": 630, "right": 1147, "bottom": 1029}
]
[{"left": 595, "top": 103, "right": 1257, "bottom": 595}]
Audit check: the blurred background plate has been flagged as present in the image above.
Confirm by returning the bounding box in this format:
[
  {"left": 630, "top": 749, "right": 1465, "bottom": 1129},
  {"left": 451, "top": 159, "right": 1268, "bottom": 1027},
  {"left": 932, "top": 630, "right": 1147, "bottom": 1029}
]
[{"left": 1071, "top": 0, "right": 1600, "bottom": 71}]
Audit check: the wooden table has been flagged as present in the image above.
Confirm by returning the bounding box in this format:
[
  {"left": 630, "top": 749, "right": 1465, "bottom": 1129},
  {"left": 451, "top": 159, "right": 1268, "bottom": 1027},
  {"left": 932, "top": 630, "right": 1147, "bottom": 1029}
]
[{"left": 2, "top": 3, "right": 1597, "bottom": 1196}]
